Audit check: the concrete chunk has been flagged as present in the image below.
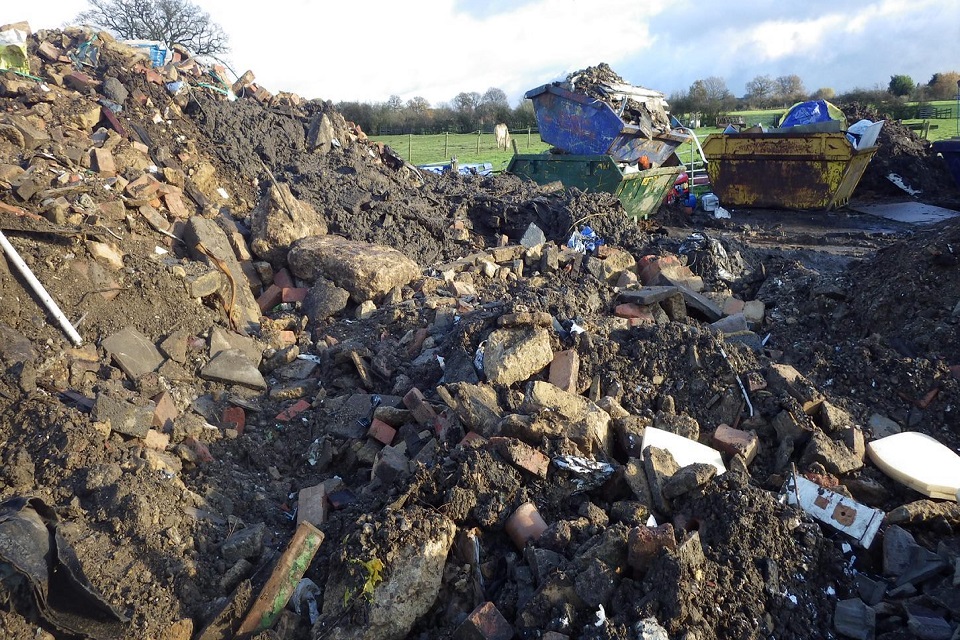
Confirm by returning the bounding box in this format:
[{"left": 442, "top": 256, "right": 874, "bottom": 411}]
[
  {"left": 288, "top": 235, "right": 420, "bottom": 303},
  {"left": 249, "top": 183, "right": 328, "bottom": 266},
  {"left": 200, "top": 349, "right": 266, "bottom": 391},
  {"left": 102, "top": 327, "right": 164, "bottom": 380},
  {"left": 185, "top": 217, "right": 261, "bottom": 336},
  {"left": 483, "top": 327, "right": 553, "bottom": 387}
]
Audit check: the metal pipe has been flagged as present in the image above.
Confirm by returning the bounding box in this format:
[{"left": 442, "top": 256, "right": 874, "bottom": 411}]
[{"left": 0, "top": 230, "right": 83, "bottom": 346}]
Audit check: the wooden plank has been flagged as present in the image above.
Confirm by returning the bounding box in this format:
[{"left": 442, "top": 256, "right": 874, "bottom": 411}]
[{"left": 235, "top": 522, "right": 324, "bottom": 635}]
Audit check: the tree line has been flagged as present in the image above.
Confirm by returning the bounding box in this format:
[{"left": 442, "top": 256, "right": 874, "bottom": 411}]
[{"left": 670, "top": 71, "right": 960, "bottom": 123}]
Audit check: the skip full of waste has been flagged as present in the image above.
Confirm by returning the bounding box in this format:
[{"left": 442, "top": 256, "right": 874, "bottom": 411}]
[
  {"left": 508, "top": 64, "right": 690, "bottom": 220},
  {"left": 702, "top": 99, "right": 883, "bottom": 211}
]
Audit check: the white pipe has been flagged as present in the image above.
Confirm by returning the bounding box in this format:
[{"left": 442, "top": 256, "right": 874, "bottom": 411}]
[{"left": 0, "top": 230, "right": 83, "bottom": 346}]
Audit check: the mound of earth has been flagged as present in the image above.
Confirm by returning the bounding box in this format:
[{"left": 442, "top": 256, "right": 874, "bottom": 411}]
[{"left": 0, "top": 22, "right": 958, "bottom": 640}]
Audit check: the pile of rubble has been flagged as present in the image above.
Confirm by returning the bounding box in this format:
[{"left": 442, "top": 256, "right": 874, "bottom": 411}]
[
  {"left": 560, "top": 63, "right": 673, "bottom": 138},
  {"left": 0, "top": 19, "right": 959, "bottom": 640}
]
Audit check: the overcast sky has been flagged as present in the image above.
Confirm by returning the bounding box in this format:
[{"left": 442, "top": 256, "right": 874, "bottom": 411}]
[{"left": 13, "top": 0, "right": 960, "bottom": 107}]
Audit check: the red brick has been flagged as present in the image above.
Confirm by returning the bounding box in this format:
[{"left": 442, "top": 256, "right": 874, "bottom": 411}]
[
  {"left": 403, "top": 387, "right": 438, "bottom": 426},
  {"left": 281, "top": 287, "right": 308, "bottom": 303},
  {"left": 491, "top": 437, "right": 549, "bottom": 478},
  {"left": 297, "top": 483, "right": 328, "bottom": 527},
  {"left": 90, "top": 148, "right": 116, "bottom": 177},
  {"left": 276, "top": 399, "right": 310, "bottom": 422},
  {"left": 125, "top": 174, "right": 161, "bottom": 201},
  {"left": 627, "top": 524, "right": 676, "bottom": 574},
  {"left": 276, "top": 330, "right": 297, "bottom": 348},
  {"left": 163, "top": 191, "right": 191, "bottom": 218},
  {"left": 152, "top": 391, "right": 178, "bottom": 430},
  {"left": 367, "top": 418, "right": 396, "bottom": 445},
  {"left": 722, "top": 297, "right": 745, "bottom": 316},
  {"left": 257, "top": 284, "right": 283, "bottom": 313},
  {"left": 548, "top": 349, "right": 579, "bottom": 393},
  {"left": 614, "top": 303, "right": 648, "bottom": 319},
  {"left": 711, "top": 424, "right": 758, "bottom": 464},
  {"left": 273, "top": 268, "right": 294, "bottom": 289},
  {"left": 454, "top": 601, "right": 513, "bottom": 640},
  {"left": 222, "top": 406, "right": 246, "bottom": 434}
]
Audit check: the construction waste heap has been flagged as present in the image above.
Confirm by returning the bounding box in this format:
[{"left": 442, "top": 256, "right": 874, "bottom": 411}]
[{"left": 1, "top": 20, "right": 960, "bottom": 640}]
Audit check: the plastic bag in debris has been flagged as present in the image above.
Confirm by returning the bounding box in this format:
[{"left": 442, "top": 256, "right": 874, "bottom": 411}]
[
  {"left": 678, "top": 232, "right": 736, "bottom": 283},
  {"left": 289, "top": 578, "right": 321, "bottom": 624},
  {"left": 845, "top": 119, "right": 883, "bottom": 150},
  {"left": 473, "top": 340, "right": 486, "bottom": 375},
  {"left": 634, "top": 617, "right": 670, "bottom": 640},
  {"left": 70, "top": 37, "right": 101, "bottom": 68},
  {"left": 0, "top": 496, "right": 130, "bottom": 639},
  {"left": 553, "top": 456, "right": 614, "bottom": 492},
  {"left": 713, "top": 206, "right": 731, "bottom": 219},
  {"left": 0, "top": 25, "right": 29, "bottom": 74},
  {"left": 567, "top": 226, "right": 604, "bottom": 253},
  {"left": 123, "top": 39, "right": 171, "bottom": 67}
]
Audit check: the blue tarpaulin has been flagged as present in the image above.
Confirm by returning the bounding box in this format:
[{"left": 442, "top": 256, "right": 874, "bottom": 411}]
[{"left": 779, "top": 100, "right": 845, "bottom": 129}]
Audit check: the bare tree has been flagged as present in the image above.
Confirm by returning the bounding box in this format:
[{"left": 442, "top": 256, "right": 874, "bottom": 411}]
[
  {"left": 688, "top": 77, "right": 734, "bottom": 119},
  {"left": 774, "top": 74, "right": 806, "bottom": 106},
  {"left": 406, "top": 96, "right": 430, "bottom": 115},
  {"left": 77, "top": 0, "right": 229, "bottom": 55},
  {"left": 744, "top": 75, "right": 775, "bottom": 107},
  {"left": 452, "top": 91, "right": 481, "bottom": 114}
]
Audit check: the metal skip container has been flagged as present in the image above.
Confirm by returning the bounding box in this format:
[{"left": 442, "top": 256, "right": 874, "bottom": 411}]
[
  {"left": 510, "top": 81, "right": 689, "bottom": 219},
  {"left": 507, "top": 154, "right": 682, "bottom": 221},
  {"left": 701, "top": 132, "right": 879, "bottom": 211}
]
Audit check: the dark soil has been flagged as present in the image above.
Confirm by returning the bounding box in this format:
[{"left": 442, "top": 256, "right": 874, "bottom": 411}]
[{"left": 0, "top": 31, "right": 959, "bottom": 640}]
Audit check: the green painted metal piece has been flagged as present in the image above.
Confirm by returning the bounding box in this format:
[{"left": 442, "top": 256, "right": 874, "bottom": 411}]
[{"left": 507, "top": 154, "right": 682, "bottom": 220}]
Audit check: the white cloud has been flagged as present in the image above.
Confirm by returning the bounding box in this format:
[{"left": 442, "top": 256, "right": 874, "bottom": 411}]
[{"left": 13, "top": 0, "right": 960, "bottom": 105}]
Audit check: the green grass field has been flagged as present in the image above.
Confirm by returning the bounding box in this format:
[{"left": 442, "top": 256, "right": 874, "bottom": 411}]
[{"left": 371, "top": 99, "right": 960, "bottom": 172}]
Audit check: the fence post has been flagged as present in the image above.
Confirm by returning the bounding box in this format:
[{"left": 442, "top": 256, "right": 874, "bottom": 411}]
[
  {"left": 444, "top": 132, "right": 448, "bottom": 158},
  {"left": 476, "top": 130, "right": 480, "bottom": 153},
  {"left": 407, "top": 134, "right": 412, "bottom": 163}
]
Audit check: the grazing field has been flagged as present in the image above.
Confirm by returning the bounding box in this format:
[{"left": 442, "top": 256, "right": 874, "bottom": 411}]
[{"left": 371, "top": 130, "right": 551, "bottom": 170}]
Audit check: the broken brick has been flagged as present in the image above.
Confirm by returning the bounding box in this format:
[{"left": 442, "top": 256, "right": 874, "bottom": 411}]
[
  {"left": 222, "top": 406, "right": 246, "bottom": 434},
  {"left": 163, "top": 191, "right": 191, "bottom": 218},
  {"left": 404, "top": 387, "right": 439, "bottom": 426},
  {"left": 548, "top": 349, "right": 579, "bottom": 394},
  {"left": 152, "top": 391, "right": 178, "bottom": 431},
  {"left": 711, "top": 424, "right": 759, "bottom": 464},
  {"left": 297, "top": 483, "right": 329, "bottom": 528},
  {"left": 454, "top": 601, "right": 514, "bottom": 640},
  {"left": 367, "top": 418, "right": 397, "bottom": 445},
  {"left": 257, "top": 284, "right": 283, "bottom": 313},
  {"left": 90, "top": 148, "right": 116, "bottom": 177},
  {"left": 276, "top": 399, "right": 310, "bottom": 422},
  {"left": 505, "top": 502, "right": 547, "bottom": 549},
  {"left": 491, "top": 437, "right": 549, "bottom": 478}
]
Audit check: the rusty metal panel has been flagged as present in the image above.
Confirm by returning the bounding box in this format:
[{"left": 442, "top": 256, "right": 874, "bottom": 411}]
[{"left": 702, "top": 133, "right": 878, "bottom": 210}]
